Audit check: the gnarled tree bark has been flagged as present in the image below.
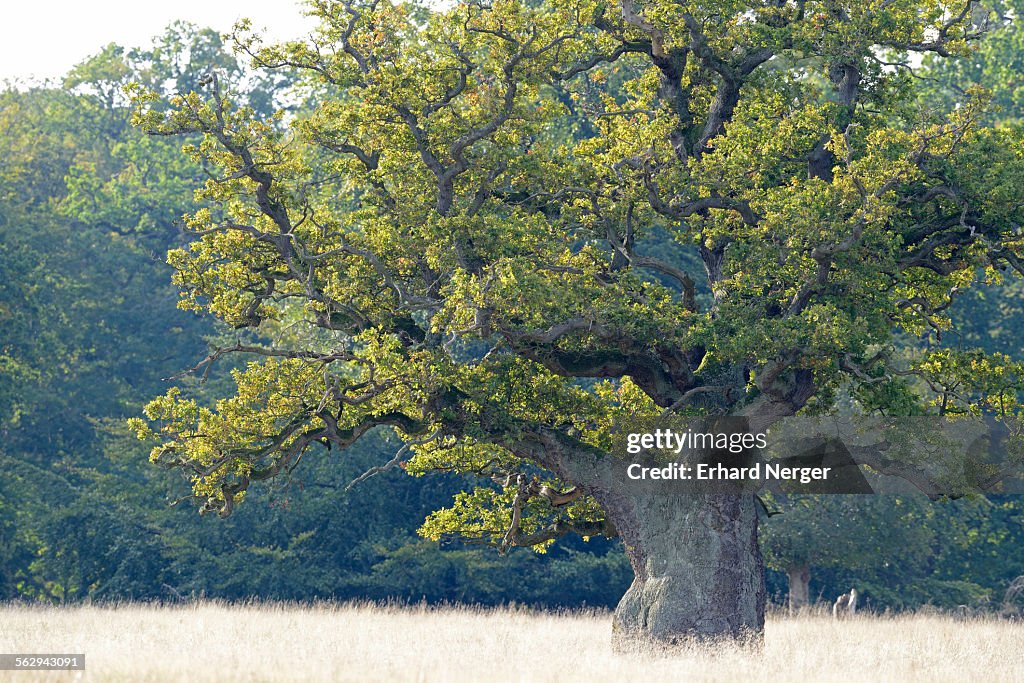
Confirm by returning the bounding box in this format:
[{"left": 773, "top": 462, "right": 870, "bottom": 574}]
[{"left": 599, "top": 491, "right": 765, "bottom": 648}]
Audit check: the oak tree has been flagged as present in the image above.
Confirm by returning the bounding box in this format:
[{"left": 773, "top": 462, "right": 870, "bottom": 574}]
[{"left": 130, "top": 0, "right": 1024, "bottom": 644}]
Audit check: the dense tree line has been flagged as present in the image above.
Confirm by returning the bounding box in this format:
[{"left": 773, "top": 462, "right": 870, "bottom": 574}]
[{"left": 1, "top": 17, "right": 1022, "bottom": 615}]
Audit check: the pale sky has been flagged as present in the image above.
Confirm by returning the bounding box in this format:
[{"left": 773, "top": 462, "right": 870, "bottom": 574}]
[{"left": 1, "top": 1, "right": 319, "bottom": 84}]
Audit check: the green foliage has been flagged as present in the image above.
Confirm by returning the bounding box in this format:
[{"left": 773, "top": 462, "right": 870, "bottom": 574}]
[
  {"left": 763, "top": 495, "right": 935, "bottom": 575},
  {"left": 124, "top": 0, "right": 1024, "bottom": 559},
  {"left": 0, "top": 20, "right": 633, "bottom": 608},
  {"left": 769, "top": 495, "right": 1024, "bottom": 609},
  {"left": 4, "top": 2, "right": 1024, "bottom": 614},
  {"left": 921, "top": 1, "right": 1024, "bottom": 124}
]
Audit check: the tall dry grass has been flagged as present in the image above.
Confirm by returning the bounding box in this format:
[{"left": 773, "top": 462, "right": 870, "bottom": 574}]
[{"left": 1, "top": 601, "right": 1021, "bottom": 682}]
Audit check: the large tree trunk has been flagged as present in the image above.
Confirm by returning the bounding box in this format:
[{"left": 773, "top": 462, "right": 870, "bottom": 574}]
[
  {"left": 520, "top": 401, "right": 796, "bottom": 648},
  {"left": 787, "top": 564, "right": 810, "bottom": 613},
  {"left": 600, "top": 491, "right": 765, "bottom": 648}
]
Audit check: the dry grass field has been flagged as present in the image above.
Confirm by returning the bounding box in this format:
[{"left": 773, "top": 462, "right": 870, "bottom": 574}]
[{"left": 1, "top": 601, "right": 1022, "bottom": 682}]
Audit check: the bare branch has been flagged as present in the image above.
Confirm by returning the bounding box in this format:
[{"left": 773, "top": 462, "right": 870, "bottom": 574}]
[{"left": 345, "top": 428, "right": 442, "bottom": 491}]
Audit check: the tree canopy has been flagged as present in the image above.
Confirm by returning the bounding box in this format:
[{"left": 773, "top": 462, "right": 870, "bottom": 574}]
[
  {"left": 131, "top": 0, "right": 1024, "bottom": 530},
  {"left": 118, "top": 0, "right": 1024, "bottom": 642}
]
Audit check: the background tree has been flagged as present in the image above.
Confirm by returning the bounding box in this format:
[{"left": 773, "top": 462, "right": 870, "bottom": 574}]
[
  {"left": 920, "top": 0, "right": 1024, "bottom": 123},
  {"left": 762, "top": 495, "right": 935, "bottom": 610}
]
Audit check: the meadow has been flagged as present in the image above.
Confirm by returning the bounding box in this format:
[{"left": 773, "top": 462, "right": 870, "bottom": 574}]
[{"left": 1, "top": 601, "right": 1021, "bottom": 682}]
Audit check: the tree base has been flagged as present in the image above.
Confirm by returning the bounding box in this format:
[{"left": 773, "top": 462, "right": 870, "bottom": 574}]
[{"left": 601, "top": 493, "right": 766, "bottom": 648}]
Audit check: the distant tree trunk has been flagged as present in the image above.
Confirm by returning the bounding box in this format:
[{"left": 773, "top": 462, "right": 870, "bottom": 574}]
[
  {"left": 600, "top": 492, "right": 765, "bottom": 648},
  {"left": 787, "top": 565, "right": 811, "bottom": 613}
]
